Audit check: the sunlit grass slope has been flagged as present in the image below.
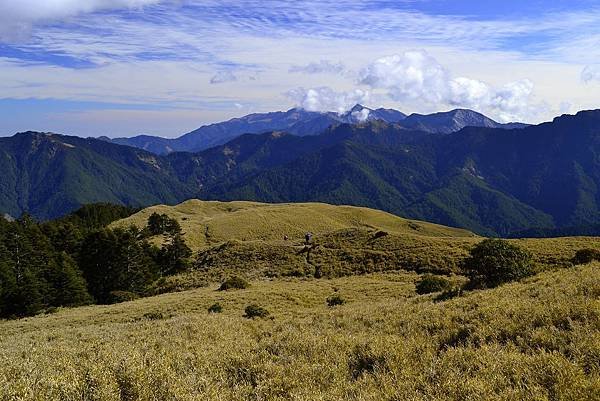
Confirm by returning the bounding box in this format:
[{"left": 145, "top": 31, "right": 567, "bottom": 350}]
[
  {"left": 113, "top": 199, "right": 476, "bottom": 250},
  {"left": 112, "top": 200, "right": 600, "bottom": 294},
  {"left": 1, "top": 265, "right": 598, "bottom": 400}
]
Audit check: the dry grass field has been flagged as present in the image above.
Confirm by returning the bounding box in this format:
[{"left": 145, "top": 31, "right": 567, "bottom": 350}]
[
  {"left": 2, "top": 200, "right": 600, "bottom": 400},
  {"left": 0, "top": 264, "right": 598, "bottom": 400}
]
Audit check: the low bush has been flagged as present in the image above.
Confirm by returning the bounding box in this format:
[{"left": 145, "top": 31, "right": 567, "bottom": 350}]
[
  {"left": 218, "top": 276, "right": 249, "bottom": 291},
  {"left": 326, "top": 294, "right": 346, "bottom": 307},
  {"left": 243, "top": 304, "right": 269, "bottom": 319},
  {"left": 463, "top": 239, "right": 534, "bottom": 288},
  {"left": 373, "top": 231, "right": 388, "bottom": 239},
  {"left": 208, "top": 303, "right": 223, "bottom": 313},
  {"left": 415, "top": 274, "right": 452, "bottom": 294},
  {"left": 572, "top": 248, "right": 600, "bottom": 265}
]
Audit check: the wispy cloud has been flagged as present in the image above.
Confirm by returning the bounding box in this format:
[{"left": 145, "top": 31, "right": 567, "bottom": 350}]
[
  {"left": 1, "top": 0, "right": 600, "bottom": 135},
  {"left": 8, "top": 1, "right": 600, "bottom": 66},
  {"left": 210, "top": 71, "right": 238, "bottom": 84},
  {"left": 289, "top": 60, "right": 347, "bottom": 75},
  {"left": 0, "top": 0, "right": 163, "bottom": 42}
]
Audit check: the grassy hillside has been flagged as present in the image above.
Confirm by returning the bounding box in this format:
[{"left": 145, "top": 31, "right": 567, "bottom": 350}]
[
  {"left": 0, "top": 264, "right": 598, "bottom": 400},
  {"left": 114, "top": 199, "right": 476, "bottom": 250},
  {"left": 112, "top": 200, "right": 600, "bottom": 294}
]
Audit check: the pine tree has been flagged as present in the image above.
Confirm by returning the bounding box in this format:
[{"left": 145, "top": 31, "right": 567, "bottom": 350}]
[
  {"left": 158, "top": 234, "right": 192, "bottom": 276},
  {"left": 79, "top": 227, "right": 159, "bottom": 304},
  {"left": 47, "top": 252, "right": 92, "bottom": 307},
  {"left": 148, "top": 213, "right": 169, "bottom": 235},
  {"left": 0, "top": 245, "right": 17, "bottom": 318},
  {"left": 13, "top": 270, "right": 43, "bottom": 317}
]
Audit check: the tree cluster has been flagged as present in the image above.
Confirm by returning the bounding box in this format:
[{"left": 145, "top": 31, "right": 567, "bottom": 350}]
[{"left": 0, "top": 204, "right": 192, "bottom": 319}]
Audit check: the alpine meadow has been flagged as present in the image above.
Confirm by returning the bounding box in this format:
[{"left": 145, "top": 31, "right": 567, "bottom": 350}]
[{"left": 1, "top": 1, "right": 600, "bottom": 400}]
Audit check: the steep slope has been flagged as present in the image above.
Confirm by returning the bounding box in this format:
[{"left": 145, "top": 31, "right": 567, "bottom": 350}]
[
  {"left": 432, "top": 110, "right": 600, "bottom": 228},
  {"left": 0, "top": 132, "right": 193, "bottom": 219},
  {"left": 187, "top": 111, "right": 600, "bottom": 235},
  {"left": 204, "top": 137, "right": 552, "bottom": 236}
]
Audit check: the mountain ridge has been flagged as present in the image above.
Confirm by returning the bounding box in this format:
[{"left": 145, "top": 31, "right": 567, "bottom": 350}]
[
  {"left": 1, "top": 109, "right": 598, "bottom": 236},
  {"left": 105, "top": 106, "right": 526, "bottom": 155}
]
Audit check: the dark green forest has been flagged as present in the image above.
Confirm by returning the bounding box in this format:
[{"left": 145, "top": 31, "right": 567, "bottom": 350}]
[{"left": 0, "top": 204, "right": 191, "bottom": 318}]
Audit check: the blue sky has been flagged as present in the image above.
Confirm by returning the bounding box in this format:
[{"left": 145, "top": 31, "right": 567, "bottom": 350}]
[{"left": 0, "top": 0, "right": 599, "bottom": 137}]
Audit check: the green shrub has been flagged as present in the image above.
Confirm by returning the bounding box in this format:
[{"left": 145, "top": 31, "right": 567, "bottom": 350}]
[
  {"left": 463, "top": 238, "right": 534, "bottom": 288},
  {"left": 415, "top": 274, "right": 452, "bottom": 294},
  {"left": 208, "top": 303, "right": 223, "bottom": 313},
  {"left": 326, "top": 294, "right": 346, "bottom": 307},
  {"left": 218, "top": 276, "right": 249, "bottom": 291},
  {"left": 243, "top": 304, "right": 269, "bottom": 319},
  {"left": 147, "top": 213, "right": 181, "bottom": 236},
  {"left": 572, "top": 248, "right": 600, "bottom": 265}
]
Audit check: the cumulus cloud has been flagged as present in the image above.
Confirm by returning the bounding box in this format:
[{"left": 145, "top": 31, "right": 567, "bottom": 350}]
[
  {"left": 351, "top": 108, "right": 370, "bottom": 122},
  {"left": 357, "top": 50, "right": 540, "bottom": 122},
  {"left": 358, "top": 51, "right": 449, "bottom": 104},
  {"left": 582, "top": 65, "right": 600, "bottom": 83},
  {"left": 289, "top": 60, "right": 347, "bottom": 75},
  {"left": 0, "top": 0, "right": 161, "bottom": 41},
  {"left": 287, "top": 87, "right": 370, "bottom": 114},
  {"left": 210, "top": 71, "right": 238, "bottom": 84}
]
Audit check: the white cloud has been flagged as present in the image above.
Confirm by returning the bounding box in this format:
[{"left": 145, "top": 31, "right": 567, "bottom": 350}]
[
  {"left": 358, "top": 50, "right": 541, "bottom": 122},
  {"left": 210, "top": 71, "right": 238, "bottom": 84},
  {"left": 351, "top": 108, "right": 370, "bottom": 122},
  {"left": 289, "top": 60, "right": 347, "bottom": 75},
  {"left": 487, "top": 79, "right": 537, "bottom": 122},
  {"left": 0, "top": 0, "right": 162, "bottom": 41},
  {"left": 582, "top": 65, "right": 600, "bottom": 83},
  {"left": 287, "top": 87, "right": 370, "bottom": 114}
]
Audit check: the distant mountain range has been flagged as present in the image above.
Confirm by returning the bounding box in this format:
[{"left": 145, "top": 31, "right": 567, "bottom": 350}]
[
  {"left": 104, "top": 105, "right": 527, "bottom": 155},
  {"left": 3, "top": 109, "right": 600, "bottom": 237}
]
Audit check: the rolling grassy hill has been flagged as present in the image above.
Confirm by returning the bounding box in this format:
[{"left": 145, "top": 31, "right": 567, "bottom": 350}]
[
  {"left": 114, "top": 199, "right": 476, "bottom": 250},
  {"left": 112, "top": 200, "right": 600, "bottom": 294},
  {"left": 0, "top": 263, "right": 598, "bottom": 400}
]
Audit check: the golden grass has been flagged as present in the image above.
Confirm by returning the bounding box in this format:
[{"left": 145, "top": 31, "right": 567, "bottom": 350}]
[
  {"left": 112, "top": 200, "right": 600, "bottom": 294},
  {"left": 1, "top": 264, "right": 598, "bottom": 400},
  {"left": 112, "top": 199, "right": 476, "bottom": 251}
]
